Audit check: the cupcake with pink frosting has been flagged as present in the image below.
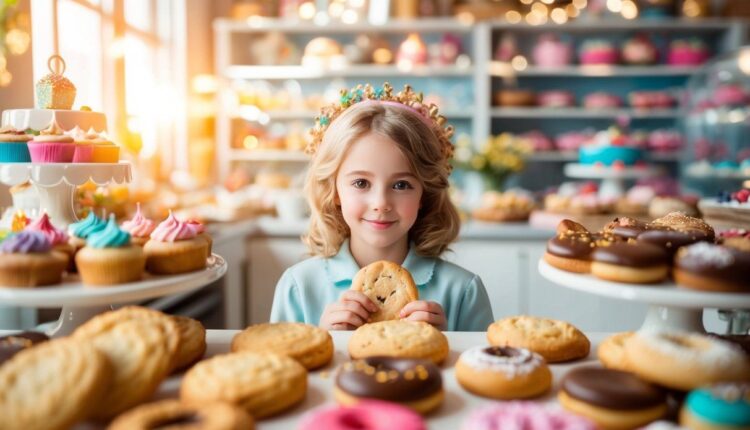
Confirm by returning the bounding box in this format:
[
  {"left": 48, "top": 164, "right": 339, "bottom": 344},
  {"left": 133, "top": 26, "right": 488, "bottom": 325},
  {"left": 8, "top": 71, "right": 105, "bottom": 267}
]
[
  {"left": 0, "top": 230, "right": 67, "bottom": 287},
  {"left": 120, "top": 203, "right": 156, "bottom": 246},
  {"left": 25, "top": 212, "right": 74, "bottom": 269},
  {"left": 185, "top": 219, "right": 212, "bottom": 257},
  {"left": 144, "top": 212, "right": 208, "bottom": 274}
]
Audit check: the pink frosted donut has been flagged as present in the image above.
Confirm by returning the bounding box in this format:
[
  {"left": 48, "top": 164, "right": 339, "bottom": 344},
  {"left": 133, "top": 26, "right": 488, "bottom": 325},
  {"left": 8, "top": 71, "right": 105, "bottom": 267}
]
[
  {"left": 299, "top": 400, "right": 425, "bottom": 430},
  {"left": 461, "top": 401, "right": 597, "bottom": 430}
]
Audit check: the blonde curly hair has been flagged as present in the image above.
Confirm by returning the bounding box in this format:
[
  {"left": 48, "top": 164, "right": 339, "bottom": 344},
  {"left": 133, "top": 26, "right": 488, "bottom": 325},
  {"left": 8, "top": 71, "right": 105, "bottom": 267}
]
[{"left": 304, "top": 101, "right": 460, "bottom": 258}]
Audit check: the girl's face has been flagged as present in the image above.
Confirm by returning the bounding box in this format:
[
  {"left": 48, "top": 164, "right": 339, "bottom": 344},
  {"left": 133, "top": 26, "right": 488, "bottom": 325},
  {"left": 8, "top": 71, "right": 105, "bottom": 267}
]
[{"left": 335, "top": 132, "right": 423, "bottom": 252}]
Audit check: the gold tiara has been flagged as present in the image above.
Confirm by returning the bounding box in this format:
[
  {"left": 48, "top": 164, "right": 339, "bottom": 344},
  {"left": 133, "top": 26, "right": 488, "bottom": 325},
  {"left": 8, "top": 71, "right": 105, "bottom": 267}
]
[{"left": 307, "top": 82, "right": 455, "bottom": 170}]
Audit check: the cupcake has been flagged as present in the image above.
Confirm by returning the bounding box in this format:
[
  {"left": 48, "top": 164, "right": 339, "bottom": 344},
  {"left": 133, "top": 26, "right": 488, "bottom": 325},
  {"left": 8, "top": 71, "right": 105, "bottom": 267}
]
[
  {"left": 27, "top": 122, "right": 75, "bottom": 163},
  {"left": 67, "top": 211, "right": 107, "bottom": 260},
  {"left": 90, "top": 133, "right": 120, "bottom": 163},
  {"left": 579, "top": 40, "right": 619, "bottom": 65},
  {"left": 26, "top": 212, "right": 74, "bottom": 269},
  {"left": 621, "top": 34, "right": 658, "bottom": 65},
  {"left": 69, "top": 127, "right": 94, "bottom": 163},
  {"left": 144, "top": 212, "right": 208, "bottom": 275},
  {"left": 76, "top": 215, "right": 145, "bottom": 286},
  {"left": 120, "top": 203, "right": 156, "bottom": 246},
  {"left": 0, "top": 127, "right": 32, "bottom": 162},
  {"left": 185, "top": 219, "right": 212, "bottom": 257},
  {"left": 0, "top": 231, "right": 67, "bottom": 287}
]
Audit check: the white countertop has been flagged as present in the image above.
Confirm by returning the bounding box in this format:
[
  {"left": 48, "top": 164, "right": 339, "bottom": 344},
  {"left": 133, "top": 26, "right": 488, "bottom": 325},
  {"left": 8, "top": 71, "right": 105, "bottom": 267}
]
[{"left": 146, "top": 330, "right": 609, "bottom": 430}]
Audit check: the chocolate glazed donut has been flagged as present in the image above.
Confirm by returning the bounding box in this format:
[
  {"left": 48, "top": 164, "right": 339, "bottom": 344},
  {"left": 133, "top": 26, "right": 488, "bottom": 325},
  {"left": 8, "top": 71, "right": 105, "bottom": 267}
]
[{"left": 336, "top": 356, "right": 442, "bottom": 403}]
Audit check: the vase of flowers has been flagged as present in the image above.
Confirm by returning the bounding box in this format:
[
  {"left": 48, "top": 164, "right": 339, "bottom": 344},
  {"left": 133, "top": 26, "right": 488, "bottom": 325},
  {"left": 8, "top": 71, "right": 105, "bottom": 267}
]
[{"left": 453, "top": 133, "right": 531, "bottom": 192}]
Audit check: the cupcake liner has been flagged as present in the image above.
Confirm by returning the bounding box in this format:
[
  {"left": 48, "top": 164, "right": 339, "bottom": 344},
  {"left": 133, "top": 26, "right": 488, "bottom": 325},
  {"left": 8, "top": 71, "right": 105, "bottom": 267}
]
[
  {"left": 0, "top": 142, "right": 32, "bottom": 162},
  {"left": 0, "top": 253, "right": 67, "bottom": 287},
  {"left": 91, "top": 145, "right": 120, "bottom": 163},
  {"left": 144, "top": 239, "right": 208, "bottom": 275},
  {"left": 28, "top": 142, "right": 75, "bottom": 163},
  {"left": 76, "top": 247, "right": 146, "bottom": 286},
  {"left": 72, "top": 144, "right": 94, "bottom": 163}
]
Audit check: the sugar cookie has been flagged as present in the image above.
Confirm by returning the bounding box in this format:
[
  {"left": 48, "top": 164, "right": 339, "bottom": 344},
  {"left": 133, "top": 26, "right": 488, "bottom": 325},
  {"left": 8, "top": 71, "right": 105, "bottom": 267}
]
[
  {"left": 350, "top": 260, "right": 418, "bottom": 322},
  {"left": 487, "top": 316, "right": 590, "bottom": 363},
  {"left": 231, "top": 322, "right": 333, "bottom": 370},
  {"left": 349, "top": 320, "right": 449, "bottom": 365}
]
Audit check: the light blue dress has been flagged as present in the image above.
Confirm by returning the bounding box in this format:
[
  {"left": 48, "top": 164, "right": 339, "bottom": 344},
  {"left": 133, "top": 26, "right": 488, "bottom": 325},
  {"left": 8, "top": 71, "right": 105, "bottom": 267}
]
[{"left": 270, "top": 240, "right": 495, "bottom": 331}]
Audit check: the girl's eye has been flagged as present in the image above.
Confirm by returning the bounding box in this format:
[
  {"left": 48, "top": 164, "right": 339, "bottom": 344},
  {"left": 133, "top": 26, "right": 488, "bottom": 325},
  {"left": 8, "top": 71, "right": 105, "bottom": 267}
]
[
  {"left": 352, "top": 179, "right": 369, "bottom": 189},
  {"left": 393, "top": 180, "right": 413, "bottom": 190}
]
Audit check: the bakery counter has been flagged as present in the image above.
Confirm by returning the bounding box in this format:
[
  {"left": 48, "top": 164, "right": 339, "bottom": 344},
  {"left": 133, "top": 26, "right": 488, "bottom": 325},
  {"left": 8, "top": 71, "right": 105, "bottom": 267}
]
[{"left": 149, "top": 330, "right": 609, "bottom": 430}]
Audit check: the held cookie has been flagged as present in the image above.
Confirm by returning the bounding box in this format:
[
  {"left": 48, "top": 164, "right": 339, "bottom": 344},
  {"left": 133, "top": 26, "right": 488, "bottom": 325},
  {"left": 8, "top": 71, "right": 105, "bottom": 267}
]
[
  {"left": 559, "top": 366, "right": 667, "bottom": 430},
  {"left": 455, "top": 346, "right": 551, "bottom": 399},
  {"left": 180, "top": 352, "right": 307, "bottom": 419},
  {"left": 231, "top": 322, "right": 333, "bottom": 370},
  {"left": 108, "top": 399, "right": 254, "bottom": 430},
  {"left": 0, "top": 338, "right": 112, "bottom": 430},
  {"left": 597, "top": 332, "right": 634, "bottom": 372},
  {"left": 674, "top": 243, "right": 750, "bottom": 293},
  {"left": 487, "top": 316, "right": 590, "bottom": 363},
  {"left": 350, "top": 260, "right": 418, "bottom": 322},
  {"left": 334, "top": 356, "right": 443, "bottom": 415},
  {"left": 171, "top": 315, "right": 207, "bottom": 372},
  {"left": 348, "top": 320, "right": 449, "bottom": 365},
  {"left": 591, "top": 241, "right": 669, "bottom": 284}
]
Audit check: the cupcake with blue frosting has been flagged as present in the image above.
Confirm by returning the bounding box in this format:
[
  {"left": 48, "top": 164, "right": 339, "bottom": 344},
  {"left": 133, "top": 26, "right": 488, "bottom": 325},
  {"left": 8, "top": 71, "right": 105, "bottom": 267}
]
[
  {"left": 0, "top": 230, "right": 67, "bottom": 287},
  {"left": 75, "top": 215, "right": 145, "bottom": 286}
]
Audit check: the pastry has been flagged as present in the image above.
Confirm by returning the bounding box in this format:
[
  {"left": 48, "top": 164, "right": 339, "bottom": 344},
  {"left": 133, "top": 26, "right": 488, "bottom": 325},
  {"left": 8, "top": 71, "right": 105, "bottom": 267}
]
[
  {"left": 680, "top": 383, "right": 750, "bottom": 430},
  {"left": 630, "top": 92, "right": 676, "bottom": 110},
  {"left": 75, "top": 215, "right": 146, "bottom": 286},
  {"left": 494, "top": 89, "right": 536, "bottom": 107},
  {"left": 649, "top": 197, "right": 699, "bottom": 218},
  {"left": 487, "top": 316, "right": 590, "bottom": 363},
  {"left": 231, "top": 322, "right": 333, "bottom": 370},
  {"left": 350, "top": 260, "right": 418, "bottom": 322},
  {"left": 544, "top": 219, "right": 603, "bottom": 273},
  {"left": 69, "top": 127, "right": 94, "bottom": 163},
  {"left": 720, "top": 228, "right": 750, "bottom": 253},
  {"left": 602, "top": 217, "right": 649, "bottom": 240},
  {"left": 108, "top": 399, "right": 254, "bottom": 430},
  {"left": 583, "top": 92, "right": 623, "bottom": 109},
  {"left": 641, "top": 211, "right": 714, "bottom": 256},
  {"left": 67, "top": 211, "right": 106, "bottom": 255},
  {"left": 27, "top": 121, "right": 75, "bottom": 163},
  {"left": 461, "top": 401, "right": 597, "bottom": 430},
  {"left": 597, "top": 332, "right": 634, "bottom": 372},
  {"left": 25, "top": 212, "right": 74, "bottom": 268},
  {"left": 300, "top": 401, "right": 426, "bottom": 430},
  {"left": 537, "top": 90, "right": 575, "bottom": 108},
  {"left": 532, "top": 34, "right": 572, "bottom": 67},
  {"left": 89, "top": 132, "right": 120, "bottom": 163},
  {"left": 455, "top": 346, "right": 551, "bottom": 399},
  {"left": 171, "top": 315, "right": 207, "bottom": 372},
  {"left": 0, "top": 331, "right": 48, "bottom": 365},
  {"left": 334, "top": 357, "right": 443, "bottom": 415},
  {"left": 472, "top": 191, "right": 535, "bottom": 223},
  {"left": 714, "top": 83, "right": 748, "bottom": 107},
  {"left": 591, "top": 241, "right": 669, "bottom": 284},
  {"left": 674, "top": 242, "right": 750, "bottom": 293},
  {"left": 0, "top": 127, "right": 31, "bottom": 162},
  {"left": 144, "top": 212, "right": 208, "bottom": 275},
  {"left": 120, "top": 203, "right": 156, "bottom": 246},
  {"left": 579, "top": 40, "right": 619, "bottom": 65},
  {"left": 0, "top": 230, "right": 67, "bottom": 287},
  {"left": 348, "top": 320, "right": 449, "bottom": 365}
]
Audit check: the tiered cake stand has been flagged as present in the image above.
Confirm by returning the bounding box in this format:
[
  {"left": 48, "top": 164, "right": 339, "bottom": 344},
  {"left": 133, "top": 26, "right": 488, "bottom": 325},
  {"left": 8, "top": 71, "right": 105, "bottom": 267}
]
[
  {"left": 538, "top": 260, "right": 750, "bottom": 333},
  {"left": 564, "top": 163, "right": 665, "bottom": 198},
  {"left": 0, "top": 162, "right": 228, "bottom": 336}
]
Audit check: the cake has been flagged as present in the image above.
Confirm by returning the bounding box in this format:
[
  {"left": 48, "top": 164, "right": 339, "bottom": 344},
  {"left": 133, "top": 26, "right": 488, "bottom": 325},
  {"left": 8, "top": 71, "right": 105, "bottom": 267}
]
[
  {"left": 579, "top": 40, "right": 619, "bottom": 65},
  {"left": 621, "top": 34, "right": 658, "bottom": 65},
  {"left": 583, "top": 92, "right": 622, "bottom": 109},
  {"left": 494, "top": 89, "right": 536, "bottom": 107},
  {"left": 35, "top": 55, "right": 76, "bottom": 110},
  {"left": 667, "top": 39, "right": 710, "bottom": 66},
  {"left": 472, "top": 191, "right": 535, "bottom": 222},
  {"left": 396, "top": 33, "right": 428, "bottom": 68},
  {"left": 532, "top": 34, "right": 572, "bottom": 68},
  {"left": 578, "top": 127, "right": 644, "bottom": 166},
  {"left": 302, "top": 37, "right": 346, "bottom": 68}
]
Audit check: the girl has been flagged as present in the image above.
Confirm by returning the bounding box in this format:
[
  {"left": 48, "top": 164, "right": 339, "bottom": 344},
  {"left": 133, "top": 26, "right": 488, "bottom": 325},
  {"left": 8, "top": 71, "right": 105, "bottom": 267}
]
[{"left": 270, "top": 83, "right": 493, "bottom": 331}]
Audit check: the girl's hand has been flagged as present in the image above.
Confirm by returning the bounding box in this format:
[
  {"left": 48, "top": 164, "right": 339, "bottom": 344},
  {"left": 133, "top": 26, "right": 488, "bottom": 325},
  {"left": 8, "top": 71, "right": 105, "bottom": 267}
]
[
  {"left": 400, "top": 301, "right": 447, "bottom": 330},
  {"left": 319, "top": 290, "right": 379, "bottom": 330}
]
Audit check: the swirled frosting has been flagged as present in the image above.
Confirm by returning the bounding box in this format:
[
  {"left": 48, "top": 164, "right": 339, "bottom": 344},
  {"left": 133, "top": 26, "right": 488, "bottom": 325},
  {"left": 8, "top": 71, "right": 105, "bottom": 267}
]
[
  {"left": 68, "top": 212, "right": 106, "bottom": 239},
  {"left": 26, "top": 213, "right": 68, "bottom": 246},
  {"left": 87, "top": 215, "right": 131, "bottom": 249},
  {"left": 32, "top": 121, "right": 74, "bottom": 143},
  {"left": 121, "top": 203, "right": 156, "bottom": 238},
  {"left": 186, "top": 219, "right": 205, "bottom": 234},
  {"left": 150, "top": 212, "right": 197, "bottom": 242},
  {"left": 1, "top": 231, "right": 51, "bottom": 253}
]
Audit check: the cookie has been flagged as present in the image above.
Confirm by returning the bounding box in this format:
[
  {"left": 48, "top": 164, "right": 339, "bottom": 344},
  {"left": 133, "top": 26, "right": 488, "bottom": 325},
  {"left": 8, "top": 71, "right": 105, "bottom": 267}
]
[
  {"left": 108, "top": 399, "right": 254, "bottom": 430},
  {"left": 231, "top": 322, "right": 333, "bottom": 370},
  {"left": 348, "top": 320, "right": 449, "bottom": 365},
  {"left": 487, "top": 316, "right": 590, "bottom": 363},
  {"left": 0, "top": 338, "right": 112, "bottom": 430},
  {"left": 180, "top": 352, "right": 307, "bottom": 419},
  {"left": 350, "top": 260, "right": 418, "bottom": 322},
  {"left": 0, "top": 331, "right": 48, "bottom": 365},
  {"left": 73, "top": 318, "right": 175, "bottom": 419},
  {"left": 597, "top": 332, "right": 634, "bottom": 372},
  {"left": 171, "top": 315, "right": 207, "bottom": 372}
]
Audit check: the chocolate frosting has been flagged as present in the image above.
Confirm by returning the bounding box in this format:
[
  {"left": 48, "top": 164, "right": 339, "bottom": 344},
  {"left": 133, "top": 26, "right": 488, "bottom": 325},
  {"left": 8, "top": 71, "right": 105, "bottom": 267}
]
[
  {"left": 604, "top": 217, "right": 649, "bottom": 240},
  {"left": 637, "top": 228, "right": 712, "bottom": 257},
  {"left": 484, "top": 346, "right": 533, "bottom": 363},
  {"left": 562, "top": 366, "right": 666, "bottom": 410},
  {"left": 547, "top": 232, "right": 596, "bottom": 259},
  {"left": 336, "top": 356, "right": 442, "bottom": 402},
  {"left": 592, "top": 242, "right": 668, "bottom": 267},
  {"left": 0, "top": 331, "right": 49, "bottom": 365},
  {"left": 676, "top": 244, "right": 750, "bottom": 288}
]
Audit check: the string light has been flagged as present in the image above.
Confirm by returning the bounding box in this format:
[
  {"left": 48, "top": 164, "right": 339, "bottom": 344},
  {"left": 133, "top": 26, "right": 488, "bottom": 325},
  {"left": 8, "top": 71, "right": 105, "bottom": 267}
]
[
  {"left": 551, "top": 8, "right": 568, "bottom": 24},
  {"left": 505, "top": 10, "right": 523, "bottom": 23},
  {"left": 621, "top": 0, "right": 638, "bottom": 19},
  {"left": 506, "top": 0, "right": 590, "bottom": 25},
  {"left": 607, "top": 0, "right": 623, "bottom": 13}
]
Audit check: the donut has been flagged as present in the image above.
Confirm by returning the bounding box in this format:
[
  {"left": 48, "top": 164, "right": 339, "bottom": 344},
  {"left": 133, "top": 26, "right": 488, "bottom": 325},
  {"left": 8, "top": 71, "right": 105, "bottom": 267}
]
[
  {"left": 108, "top": 399, "right": 254, "bottom": 430},
  {"left": 559, "top": 366, "right": 668, "bottom": 430},
  {"left": 597, "top": 332, "right": 634, "bottom": 372},
  {"left": 603, "top": 217, "right": 649, "bottom": 240},
  {"left": 487, "top": 316, "right": 590, "bottom": 363},
  {"left": 680, "top": 383, "right": 750, "bottom": 430},
  {"left": 637, "top": 226, "right": 713, "bottom": 258},
  {"left": 0, "top": 331, "right": 48, "bottom": 365},
  {"left": 649, "top": 212, "right": 715, "bottom": 241},
  {"left": 455, "top": 346, "right": 551, "bottom": 399},
  {"left": 334, "top": 356, "right": 443, "bottom": 415},
  {"left": 591, "top": 241, "right": 669, "bottom": 283},
  {"left": 707, "top": 333, "right": 750, "bottom": 357},
  {"left": 544, "top": 219, "right": 600, "bottom": 273},
  {"left": 674, "top": 243, "right": 750, "bottom": 293},
  {"left": 461, "top": 401, "right": 597, "bottom": 430},
  {"left": 350, "top": 260, "right": 418, "bottom": 322},
  {"left": 300, "top": 400, "right": 426, "bottom": 430},
  {"left": 625, "top": 331, "right": 750, "bottom": 391}
]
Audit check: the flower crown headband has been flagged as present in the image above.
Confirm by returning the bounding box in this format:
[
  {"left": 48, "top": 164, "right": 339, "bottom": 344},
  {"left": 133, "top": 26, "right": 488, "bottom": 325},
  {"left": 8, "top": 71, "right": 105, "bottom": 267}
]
[{"left": 307, "top": 82, "right": 455, "bottom": 171}]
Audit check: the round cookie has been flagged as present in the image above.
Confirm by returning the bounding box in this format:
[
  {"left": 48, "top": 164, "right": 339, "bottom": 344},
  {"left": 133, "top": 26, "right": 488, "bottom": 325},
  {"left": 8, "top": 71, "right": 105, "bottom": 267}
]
[
  {"left": 109, "top": 399, "right": 254, "bottom": 430},
  {"left": 591, "top": 241, "right": 669, "bottom": 284},
  {"left": 231, "top": 322, "right": 333, "bottom": 370},
  {"left": 487, "top": 316, "right": 590, "bottom": 363},
  {"left": 300, "top": 400, "right": 426, "bottom": 430},
  {"left": 680, "top": 383, "right": 750, "bottom": 430},
  {"left": 350, "top": 260, "right": 418, "bottom": 322},
  {"left": 625, "top": 331, "right": 750, "bottom": 391},
  {"left": 461, "top": 401, "right": 598, "bottom": 430},
  {"left": 180, "top": 351, "right": 307, "bottom": 419},
  {"left": 543, "top": 219, "right": 597, "bottom": 273},
  {"left": 597, "top": 332, "right": 634, "bottom": 372},
  {"left": 455, "top": 346, "right": 551, "bottom": 399},
  {"left": 674, "top": 242, "right": 750, "bottom": 293},
  {"left": 334, "top": 356, "right": 443, "bottom": 415},
  {"left": 559, "top": 366, "right": 668, "bottom": 430},
  {"left": 171, "top": 315, "right": 207, "bottom": 372},
  {"left": 0, "top": 338, "right": 112, "bottom": 430},
  {"left": 0, "top": 331, "right": 48, "bottom": 365},
  {"left": 348, "top": 320, "right": 449, "bottom": 365}
]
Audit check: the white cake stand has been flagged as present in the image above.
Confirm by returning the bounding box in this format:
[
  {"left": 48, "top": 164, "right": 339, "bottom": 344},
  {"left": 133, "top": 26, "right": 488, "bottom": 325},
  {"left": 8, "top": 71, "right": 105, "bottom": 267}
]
[
  {"left": 0, "top": 254, "right": 227, "bottom": 337},
  {"left": 0, "top": 162, "right": 131, "bottom": 228},
  {"left": 564, "top": 163, "right": 665, "bottom": 199},
  {"left": 538, "top": 260, "right": 750, "bottom": 333}
]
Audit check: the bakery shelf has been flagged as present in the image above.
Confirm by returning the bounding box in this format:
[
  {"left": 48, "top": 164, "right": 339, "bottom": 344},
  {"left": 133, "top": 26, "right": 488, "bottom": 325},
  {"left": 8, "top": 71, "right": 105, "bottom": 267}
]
[
  {"left": 490, "top": 62, "right": 703, "bottom": 78},
  {"left": 223, "top": 64, "right": 474, "bottom": 80},
  {"left": 527, "top": 152, "right": 681, "bottom": 162},
  {"left": 215, "top": 17, "right": 474, "bottom": 34},
  {"left": 490, "top": 107, "right": 681, "bottom": 119},
  {"left": 489, "top": 19, "right": 738, "bottom": 32},
  {"left": 232, "top": 109, "right": 475, "bottom": 121},
  {"left": 230, "top": 149, "right": 310, "bottom": 162}
]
